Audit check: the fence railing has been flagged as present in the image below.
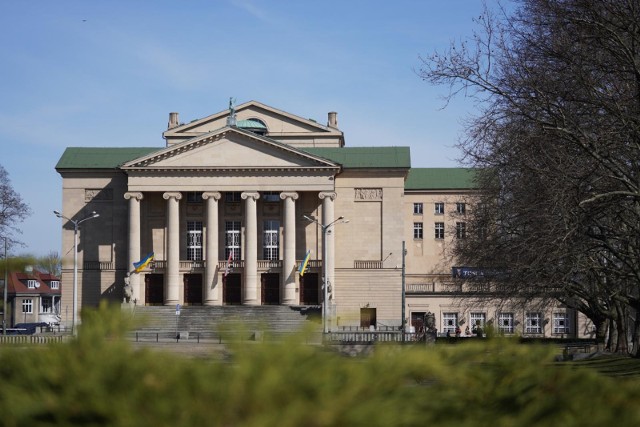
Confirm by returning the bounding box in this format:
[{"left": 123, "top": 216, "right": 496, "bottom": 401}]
[
  {"left": 327, "top": 331, "right": 422, "bottom": 342},
  {"left": 0, "top": 335, "right": 64, "bottom": 344},
  {"left": 354, "top": 260, "right": 383, "bottom": 269}
]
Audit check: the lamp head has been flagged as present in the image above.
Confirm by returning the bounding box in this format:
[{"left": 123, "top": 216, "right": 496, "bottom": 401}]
[{"left": 53, "top": 210, "right": 62, "bottom": 217}]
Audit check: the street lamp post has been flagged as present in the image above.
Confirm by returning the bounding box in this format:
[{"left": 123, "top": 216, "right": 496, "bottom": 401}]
[
  {"left": 2, "top": 237, "right": 8, "bottom": 335},
  {"left": 53, "top": 210, "right": 99, "bottom": 335},
  {"left": 303, "top": 214, "right": 348, "bottom": 334}
]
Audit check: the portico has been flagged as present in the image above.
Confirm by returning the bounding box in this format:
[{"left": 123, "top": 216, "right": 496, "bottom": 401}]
[{"left": 123, "top": 188, "right": 337, "bottom": 307}]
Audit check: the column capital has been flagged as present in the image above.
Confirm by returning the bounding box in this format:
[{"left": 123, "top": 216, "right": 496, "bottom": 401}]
[
  {"left": 202, "top": 192, "right": 221, "bottom": 201},
  {"left": 163, "top": 191, "right": 183, "bottom": 201},
  {"left": 124, "top": 192, "right": 144, "bottom": 201},
  {"left": 319, "top": 191, "right": 337, "bottom": 201},
  {"left": 241, "top": 191, "right": 260, "bottom": 201},
  {"left": 279, "top": 191, "right": 299, "bottom": 201}
]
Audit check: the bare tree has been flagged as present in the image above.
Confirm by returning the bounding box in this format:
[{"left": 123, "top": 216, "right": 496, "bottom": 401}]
[
  {"left": 0, "top": 164, "right": 30, "bottom": 241},
  {"left": 36, "top": 251, "right": 61, "bottom": 278},
  {"left": 419, "top": 0, "right": 640, "bottom": 353}
]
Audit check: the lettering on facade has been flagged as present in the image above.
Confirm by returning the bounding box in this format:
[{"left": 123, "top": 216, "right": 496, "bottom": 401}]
[
  {"left": 354, "top": 188, "right": 382, "bottom": 201},
  {"left": 85, "top": 188, "right": 113, "bottom": 202}
]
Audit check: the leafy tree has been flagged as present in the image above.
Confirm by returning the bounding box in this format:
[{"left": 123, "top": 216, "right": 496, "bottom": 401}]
[{"left": 419, "top": 0, "right": 640, "bottom": 353}]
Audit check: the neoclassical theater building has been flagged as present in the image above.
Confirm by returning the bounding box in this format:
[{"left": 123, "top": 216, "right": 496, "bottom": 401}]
[{"left": 55, "top": 100, "right": 589, "bottom": 337}]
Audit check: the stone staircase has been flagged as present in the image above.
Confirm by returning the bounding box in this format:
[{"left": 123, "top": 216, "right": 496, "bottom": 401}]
[{"left": 130, "top": 305, "right": 322, "bottom": 341}]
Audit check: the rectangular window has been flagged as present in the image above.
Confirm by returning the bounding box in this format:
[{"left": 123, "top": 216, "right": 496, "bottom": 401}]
[
  {"left": 224, "top": 192, "right": 241, "bottom": 203},
  {"left": 262, "top": 191, "right": 280, "bottom": 203},
  {"left": 225, "top": 221, "right": 241, "bottom": 261},
  {"left": 442, "top": 312, "right": 458, "bottom": 335},
  {"left": 50, "top": 281, "right": 60, "bottom": 290},
  {"left": 41, "top": 298, "right": 52, "bottom": 313},
  {"left": 470, "top": 312, "right": 486, "bottom": 330},
  {"left": 498, "top": 312, "right": 514, "bottom": 334},
  {"left": 22, "top": 299, "right": 33, "bottom": 314},
  {"left": 526, "top": 312, "right": 543, "bottom": 334},
  {"left": 413, "top": 203, "right": 423, "bottom": 215},
  {"left": 553, "top": 312, "right": 571, "bottom": 334},
  {"left": 435, "top": 222, "right": 445, "bottom": 239},
  {"left": 263, "top": 220, "right": 279, "bottom": 260},
  {"left": 186, "top": 221, "right": 203, "bottom": 261},
  {"left": 413, "top": 222, "right": 423, "bottom": 239},
  {"left": 456, "top": 202, "right": 466, "bottom": 214},
  {"left": 456, "top": 222, "right": 466, "bottom": 239},
  {"left": 186, "top": 191, "right": 203, "bottom": 203},
  {"left": 27, "top": 280, "right": 38, "bottom": 289},
  {"left": 435, "top": 202, "right": 444, "bottom": 214}
]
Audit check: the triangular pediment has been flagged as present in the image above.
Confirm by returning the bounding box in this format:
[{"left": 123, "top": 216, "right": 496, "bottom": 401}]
[
  {"left": 121, "top": 126, "right": 340, "bottom": 171},
  {"left": 162, "top": 100, "right": 344, "bottom": 148}
]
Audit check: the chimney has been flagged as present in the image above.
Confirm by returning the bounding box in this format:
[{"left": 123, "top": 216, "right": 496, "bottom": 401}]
[
  {"left": 168, "top": 112, "right": 179, "bottom": 129},
  {"left": 327, "top": 111, "right": 338, "bottom": 128}
]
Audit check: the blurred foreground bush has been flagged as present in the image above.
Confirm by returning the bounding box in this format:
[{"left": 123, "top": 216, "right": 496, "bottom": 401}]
[{"left": 0, "top": 302, "right": 639, "bottom": 426}]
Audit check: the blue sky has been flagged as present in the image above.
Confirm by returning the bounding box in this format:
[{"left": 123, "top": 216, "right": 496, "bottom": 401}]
[{"left": 1, "top": 0, "right": 497, "bottom": 257}]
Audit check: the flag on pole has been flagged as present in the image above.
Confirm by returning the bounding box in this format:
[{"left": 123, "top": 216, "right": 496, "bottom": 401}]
[
  {"left": 133, "top": 252, "right": 154, "bottom": 273},
  {"left": 298, "top": 250, "right": 311, "bottom": 277},
  {"left": 224, "top": 250, "right": 234, "bottom": 277}
]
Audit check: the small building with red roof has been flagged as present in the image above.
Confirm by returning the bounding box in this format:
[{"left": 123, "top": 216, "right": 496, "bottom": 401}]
[{"left": 6, "top": 271, "right": 61, "bottom": 327}]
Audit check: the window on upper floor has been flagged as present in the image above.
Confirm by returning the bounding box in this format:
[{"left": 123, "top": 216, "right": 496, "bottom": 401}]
[
  {"left": 186, "top": 221, "right": 203, "bottom": 261},
  {"left": 186, "top": 192, "right": 203, "bottom": 203},
  {"left": 50, "top": 281, "right": 60, "bottom": 290},
  {"left": 456, "top": 202, "right": 466, "bottom": 214},
  {"left": 225, "top": 221, "right": 241, "bottom": 261},
  {"left": 262, "top": 192, "right": 280, "bottom": 203},
  {"left": 27, "top": 280, "right": 38, "bottom": 289},
  {"left": 413, "top": 203, "right": 423, "bottom": 215},
  {"left": 225, "top": 192, "right": 242, "bottom": 203},
  {"left": 435, "top": 222, "right": 445, "bottom": 239},
  {"left": 263, "top": 220, "right": 280, "bottom": 260},
  {"left": 435, "top": 202, "right": 445, "bottom": 215},
  {"left": 456, "top": 222, "right": 466, "bottom": 239},
  {"left": 413, "top": 222, "right": 423, "bottom": 240}
]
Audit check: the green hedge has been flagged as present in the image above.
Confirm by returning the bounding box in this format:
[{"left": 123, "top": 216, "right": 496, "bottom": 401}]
[{"left": 0, "top": 302, "right": 638, "bottom": 426}]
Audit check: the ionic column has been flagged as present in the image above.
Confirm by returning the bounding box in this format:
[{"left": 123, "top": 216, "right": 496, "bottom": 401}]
[
  {"left": 124, "top": 192, "right": 143, "bottom": 303},
  {"left": 163, "top": 192, "right": 182, "bottom": 305},
  {"left": 202, "top": 192, "right": 221, "bottom": 305},
  {"left": 241, "top": 191, "right": 260, "bottom": 305},
  {"left": 319, "top": 192, "right": 337, "bottom": 301},
  {"left": 280, "top": 192, "right": 299, "bottom": 305}
]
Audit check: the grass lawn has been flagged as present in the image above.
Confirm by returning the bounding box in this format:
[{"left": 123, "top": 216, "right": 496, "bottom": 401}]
[{"left": 566, "top": 354, "right": 640, "bottom": 378}]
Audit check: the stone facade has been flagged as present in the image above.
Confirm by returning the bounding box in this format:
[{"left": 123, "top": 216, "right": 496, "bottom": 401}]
[{"left": 55, "top": 100, "right": 591, "bottom": 338}]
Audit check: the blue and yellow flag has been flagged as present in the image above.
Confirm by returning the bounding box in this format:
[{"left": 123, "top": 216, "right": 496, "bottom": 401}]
[
  {"left": 133, "top": 252, "right": 154, "bottom": 273},
  {"left": 298, "top": 250, "right": 311, "bottom": 277}
]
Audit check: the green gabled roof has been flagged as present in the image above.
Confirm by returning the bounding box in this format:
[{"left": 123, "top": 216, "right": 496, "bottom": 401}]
[
  {"left": 405, "top": 168, "right": 478, "bottom": 190},
  {"left": 55, "top": 147, "right": 160, "bottom": 169},
  {"left": 301, "top": 147, "right": 410, "bottom": 169}
]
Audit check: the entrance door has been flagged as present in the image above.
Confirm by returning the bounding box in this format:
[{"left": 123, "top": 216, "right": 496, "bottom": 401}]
[
  {"left": 261, "top": 273, "right": 280, "bottom": 305},
  {"left": 411, "top": 312, "right": 426, "bottom": 333},
  {"left": 223, "top": 273, "right": 242, "bottom": 305},
  {"left": 145, "top": 274, "right": 164, "bottom": 305},
  {"left": 183, "top": 274, "right": 203, "bottom": 305},
  {"left": 300, "top": 273, "right": 319, "bottom": 305},
  {"left": 360, "top": 307, "right": 377, "bottom": 329}
]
